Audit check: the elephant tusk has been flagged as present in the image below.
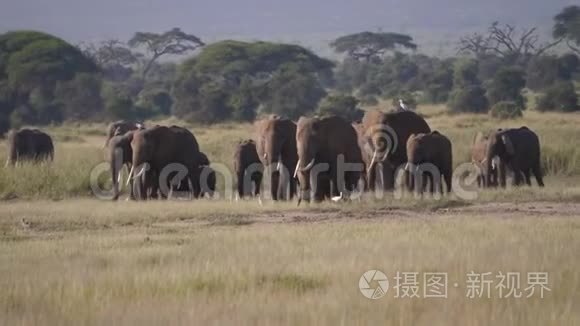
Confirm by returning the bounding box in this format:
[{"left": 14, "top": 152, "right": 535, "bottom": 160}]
[
  {"left": 126, "top": 166, "right": 134, "bottom": 186},
  {"left": 369, "top": 150, "right": 378, "bottom": 169},
  {"left": 300, "top": 159, "right": 315, "bottom": 172},
  {"left": 404, "top": 163, "right": 411, "bottom": 171},
  {"left": 133, "top": 166, "right": 146, "bottom": 180},
  {"left": 380, "top": 150, "right": 389, "bottom": 162},
  {"left": 117, "top": 170, "right": 123, "bottom": 184},
  {"left": 277, "top": 161, "right": 283, "bottom": 172},
  {"left": 293, "top": 160, "right": 301, "bottom": 178}
]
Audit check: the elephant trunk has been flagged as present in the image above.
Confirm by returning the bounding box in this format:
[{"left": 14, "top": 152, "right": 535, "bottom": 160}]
[
  {"left": 111, "top": 148, "right": 123, "bottom": 201},
  {"left": 6, "top": 140, "right": 17, "bottom": 166},
  {"left": 308, "top": 170, "right": 317, "bottom": 203}
]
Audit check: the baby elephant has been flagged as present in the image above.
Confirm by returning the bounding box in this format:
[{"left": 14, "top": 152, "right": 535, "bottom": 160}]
[
  {"left": 5, "top": 129, "right": 54, "bottom": 166},
  {"left": 234, "top": 140, "right": 263, "bottom": 199},
  {"left": 405, "top": 131, "right": 453, "bottom": 194}
]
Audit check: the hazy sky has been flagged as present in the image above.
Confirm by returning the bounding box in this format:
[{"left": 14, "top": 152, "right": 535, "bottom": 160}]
[{"left": 0, "top": 0, "right": 576, "bottom": 45}]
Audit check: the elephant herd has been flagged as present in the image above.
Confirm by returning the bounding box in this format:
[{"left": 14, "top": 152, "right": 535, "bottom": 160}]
[
  {"left": 105, "top": 121, "right": 215, "bottom": 200},
  {"left": 2, "top": 110, "right": 545, "bottom": 202},
  {"left": 239, "top": 110, "right": 544, "bottom": 203}
]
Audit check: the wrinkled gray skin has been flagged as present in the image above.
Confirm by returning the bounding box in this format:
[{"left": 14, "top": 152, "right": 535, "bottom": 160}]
[
  {"left": 234, "top": 139, "right": 263, "bottom": 199},
  {"left": 486, "top": 127, "right": 544, "bottom": 188},
  {"left": 108, "top": 129, "right": 138, "bottom": 200},
  {"left": 129, "top": 126, "right": 203, "bottom": 200},
  {"left": 406, "top": 131, "right": 453, "bottom": 194},
  {"left": 295, "top": 115, "right": 363, "bottom": 204},
  {"left": 255, "top": 115, "right": 297, "bottom": 201},
  {"left": 361, "top": 110, "right": 431, "bottom": 191},
  {"left": 471, "top": 131, "right": 500, "bottom": 188},
  {"left": 5, "top": 129, "right": 54, "bottom": 166},
  {"left": 104, "top": 120, "right": 143, "bottom": 147}
]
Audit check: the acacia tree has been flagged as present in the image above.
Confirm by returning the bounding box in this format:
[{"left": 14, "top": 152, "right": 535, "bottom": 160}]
[
  {"left": 79, "top": 39, "right": 140, "bottom": 81},
  {"left": 173, "top": 40, "right": 333, "bottom": 122},
  {"left": 458, "top": 22, "right": 562, "bottom": 63},
  {"left": 330, "top": 32, "right": 417, "bottom": 62},
  {"left": 129, "top": 28, "right": 204, "bottom": 78},
  {"left": 553, "top": 6, "right": 580, "bottom": 54}
]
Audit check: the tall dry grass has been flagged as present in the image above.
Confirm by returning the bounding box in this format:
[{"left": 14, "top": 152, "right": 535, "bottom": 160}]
[
  {"left": 0, "top": 199, "right": 579, "bottom": 325},
  {"left": 0, "top": 106, "right": 579, "bottom": 199}
]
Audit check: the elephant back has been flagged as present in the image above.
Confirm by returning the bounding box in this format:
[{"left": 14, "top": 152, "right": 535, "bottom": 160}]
[{"left": 362, "top": 110, "right": 431, "bottom": 165}]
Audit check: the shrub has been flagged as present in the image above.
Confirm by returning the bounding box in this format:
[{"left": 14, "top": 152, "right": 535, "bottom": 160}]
[
  {"left": 489, "top": 101, "right": 523, "bottom": 119},
  {"left": 536, "top": 81, "right": 579, "bottom": 112},
  {"left": 448, "top": 85, "right": 489, "bottom": 113}
]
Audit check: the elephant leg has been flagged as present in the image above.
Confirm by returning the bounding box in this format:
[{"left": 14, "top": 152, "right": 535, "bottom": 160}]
[
  {"left": 256, "top": 173, "right": 263, "bottom": 196},
  {"left": 512, "top": 169, "right": 522, "bottom": 187},
  {"left": 532, "top": 163, "right": 545, "bottom": 187},
  {"left": 367, "top": 167, "right": 375, "bottom": 191},
  {"left": 383, "top": 164, "right": 394, "bottom": 191},
  {"left": 278, "top": 166, "right": 290, "bottom": 200},
  {"left": 523, "top": 169, "right": 532, "bottom": 186},
  {"left": 445, "top": 170, "right": 452, "bottom": 193},
  {"left": 289, "top": 177, "right": 296, "bottom": 200},
  {"left": 270, "top": 171, "right": 280, "bottom": 201}
]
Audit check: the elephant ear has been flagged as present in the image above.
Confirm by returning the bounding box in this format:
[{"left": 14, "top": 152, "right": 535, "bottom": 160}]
[{"left": 501, "top": 134, "right": 515, "bottom": 155}]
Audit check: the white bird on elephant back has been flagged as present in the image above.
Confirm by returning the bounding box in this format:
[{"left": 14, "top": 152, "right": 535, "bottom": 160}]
[{"left": 399, "top": 99, "right": 410, "bottom": 111}]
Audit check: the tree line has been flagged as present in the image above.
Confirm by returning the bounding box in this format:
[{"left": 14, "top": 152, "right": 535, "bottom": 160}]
[{"left": 0, "top": 5, "right": 579, "bottom": 135}]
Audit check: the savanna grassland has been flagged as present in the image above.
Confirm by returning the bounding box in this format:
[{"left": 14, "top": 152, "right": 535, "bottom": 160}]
[{"left": 1, "top": 106, "right": 580, "bottom": 325}]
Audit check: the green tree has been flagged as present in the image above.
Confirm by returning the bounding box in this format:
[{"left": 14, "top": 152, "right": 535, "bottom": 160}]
[
  {"left": 54, "top": 73, "right": 104, "bottom": 120},
  {"left": 486, "top": 67, "right": 527, "bottom": 109},
  {"left": 554, "top": 6, "right": 580, "bottom": 54},
  {"left": 79, "top": 39, "right": 138, "bottom": 81},
  {"left": 105, "top": 96, "right": 136, "bottom": 120},
  {"left": 173, "top": 40, "right": 333, "bottom": 122},
  {"left": 526, "top": 54, "right": 579, "bottom": 91},
  {"left": 536, "top": 81, "right": 579, "bottom": 112},
  {"left": 259, "top": 67, "right": 327, "bottom": 120},
  {"left": 330, "top": 32, "right": 417, "bottom": 62},
  {"left": 448, "top": 59, "right": 489, "bottom": 113},
  {"left": 129, "top": 28, "right": 204, "bottom": 78},
  {"left": 317, "top": 94, "right": 363, "bottom": 122},
  {"left": 0, "top": 30, "right": 98, "bottom": 130},
  {"left": 135, "top": 88, "right": 173, "bottom": 117}
]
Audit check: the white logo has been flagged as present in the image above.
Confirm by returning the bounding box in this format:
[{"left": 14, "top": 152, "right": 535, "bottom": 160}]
[{"left": 359, "top": 270, "right": 389, "bottom": 299}]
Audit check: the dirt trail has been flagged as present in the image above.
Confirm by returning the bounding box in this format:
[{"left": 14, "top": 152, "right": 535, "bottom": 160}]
[{"left": 197, "top": 202, "right": 580, "bottom": 228}]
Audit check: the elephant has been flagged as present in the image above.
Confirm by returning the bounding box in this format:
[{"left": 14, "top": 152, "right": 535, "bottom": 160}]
[
  {"left": 105, "top": 120, "right": 144, "bottom": 147},
  {"left": 128, "top": 125, "right": 204, "bottom": 200},
  {"left": 254, "top": 115, "right": 298, "bottom": 200},
  {"left": 5, "top": 129, "right": 54, "bottom": 166},
  {"left": 471, "top": 131, "right": 501, "bottom": 188},
  {"left": 294, "top": 115, "right": 364, "bottom": 204},
  {"left": 405, "top": 131, "right": 453, "bottom": 194},
  {"left": 234, "top": 139, "right": 263, "bottom": 199},
  {"left": 352, "top": 122, "right": 394, "bottom": 192},
  {"left": 361, "top": 110, "right": 431, "bottom": 191},
  {"left": 190, "top": 152, "right": 214, "bottom": 198},
  {"left": 107, "top": 129, "right": 139, "bottom": 200},
  {"left": 199, "top": 165, "right": 216, "bottom": 198},
  {"left": 486, "top": 127, "right": 544, "bottom": 188}
]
